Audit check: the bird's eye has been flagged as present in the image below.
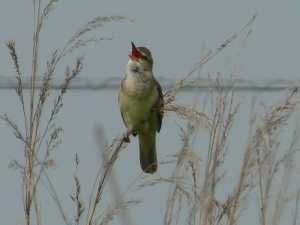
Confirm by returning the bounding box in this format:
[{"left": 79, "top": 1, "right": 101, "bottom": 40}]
[{"left": 141, "top": 55, "right": 148, "bottom": 60}]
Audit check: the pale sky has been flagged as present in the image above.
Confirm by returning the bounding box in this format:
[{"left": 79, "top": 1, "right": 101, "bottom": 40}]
[{"left": 1, "top": 1, "right": 300, "bottom": 225}]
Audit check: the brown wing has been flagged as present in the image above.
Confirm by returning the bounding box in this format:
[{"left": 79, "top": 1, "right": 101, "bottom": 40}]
[{"left": 154, "top": 78, "right": 164, "bottom": 133}]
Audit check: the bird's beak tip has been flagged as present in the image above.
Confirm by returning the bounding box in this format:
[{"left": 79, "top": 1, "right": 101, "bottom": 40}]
[{"left": 130, "top": 42, "right": 141, "bottom": 60}]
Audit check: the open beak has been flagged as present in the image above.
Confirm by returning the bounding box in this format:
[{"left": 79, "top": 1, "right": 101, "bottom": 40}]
[{"left": 129, "top": 42, "right": 141, "bottom": 61}]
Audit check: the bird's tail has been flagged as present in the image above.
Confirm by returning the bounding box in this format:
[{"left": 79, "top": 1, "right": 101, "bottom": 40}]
[{"left": 138, "top": 132, "right": 157, "bottom": 174}]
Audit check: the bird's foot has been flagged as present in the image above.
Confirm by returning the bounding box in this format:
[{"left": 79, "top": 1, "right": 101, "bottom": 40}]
[
  {"left": 123, "top": 129, "right": 137, "bottom": 143},
  {"left": 123, "top": 130, "right": 131, "bottom": 143},
  {"left": 124, "top": 136, "right": 130, "bottom": 143}
]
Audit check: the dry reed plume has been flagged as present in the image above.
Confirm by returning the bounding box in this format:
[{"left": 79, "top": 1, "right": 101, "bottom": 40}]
[{"left": 1, "top": 1, "right": 136, "bottom": 225}]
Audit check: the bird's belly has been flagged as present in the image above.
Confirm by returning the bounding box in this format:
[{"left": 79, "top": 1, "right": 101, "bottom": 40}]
[{"left": 120, "top": 91, "right": 158, "bottom": 133}]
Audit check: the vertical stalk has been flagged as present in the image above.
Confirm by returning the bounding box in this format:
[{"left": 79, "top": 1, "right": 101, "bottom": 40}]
[{"left": 25, "top": 1, "right": 42, "bottom": 224}]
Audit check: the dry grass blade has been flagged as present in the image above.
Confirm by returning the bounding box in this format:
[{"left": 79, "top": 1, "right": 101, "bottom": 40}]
[
  {"left": 6, "top": 40, "right": 21, "bottom": 78},
  {"left": 99, "top": 199, "right": 141, "bottom": 225},
  {"left": 87, "top": 133, "right": 129, "bottom": 225},
  {"left": 6, "top": 41, "right": 29, "bottom": 135},
  {"left": 58, "top": 16, "right": 139, "bottom": 60},
  {"left": 246, "top": 88, "right": 300, "bottom": 225},
  {"left": 34, "top": 56, "right": 83, "bottom": 160},
  {"left": 93, "top": 126, "right": 133, "bottom": 225},
  {"left": 163, "top": 14, "right": 257, "bottom": 225},
  {"left": 292, "top": 191, "right": 300, "bottom": 225},
  {"left": 164, "top": 105, "right": 213, "bottom": 134},
  {"left": 163, "top": 13, "right": 257, "bottom": 108},
  {"left": 0, "top": 114, "right": 29, "bottom": 148},
  {"left": 2, "top": 1, "right": 137, "bottom": 224},
  {"left": 226, "top": 88, "right": 300, "bottom": 225},
  {"left": 70, "top": 154, "right": 85, "bottom": 225}
]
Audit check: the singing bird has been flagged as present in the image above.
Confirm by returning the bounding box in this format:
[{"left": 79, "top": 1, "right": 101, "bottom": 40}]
[{"left": 118, "top": 42, "right": 163, "bottom": 174}]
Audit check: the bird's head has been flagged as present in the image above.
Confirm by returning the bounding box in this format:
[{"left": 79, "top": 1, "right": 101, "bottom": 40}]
[{"left": 127, "top": 42, "right": 153, "bottom": 72}]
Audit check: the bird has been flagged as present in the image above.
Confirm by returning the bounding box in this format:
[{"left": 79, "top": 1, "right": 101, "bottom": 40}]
[{"left": 118, "top": 42, "right": 163, "bottom": 174}]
